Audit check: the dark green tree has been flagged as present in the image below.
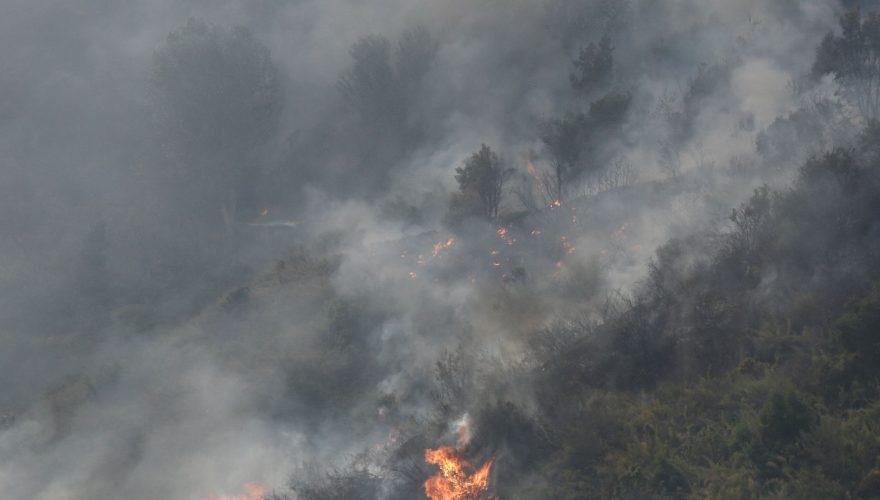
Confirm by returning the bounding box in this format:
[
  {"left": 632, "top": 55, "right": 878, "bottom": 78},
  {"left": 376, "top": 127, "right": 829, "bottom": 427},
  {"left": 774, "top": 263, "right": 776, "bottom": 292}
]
[
  {"left": 335, "top": 27, "right": 437, "bottom": 194},
  {"left": 570, "top": 35, "right": 614, "bottom": 95},
  {"left": 151, "top": 19, "right": 281, "bottom": 228},
  {"left": 338, "top": 27, "right": 437, "bottom": 130},
  {"left": 338, "top": 35, "right": 400, "bottom": 126},
  {"left": 395, "top": 26, "right": 438, "bottom": 107},
  {"left": 537, "top": 88, "right": 631, "bottom": 202},
  {"left": 450, "top": 144, "right": 511, "bottom": 221},
  {"left": 539, "top": 113, "right": 590, "bottom": 202},
  {"left": 813, "top": 9, "right": 880, "bottom": 119}
]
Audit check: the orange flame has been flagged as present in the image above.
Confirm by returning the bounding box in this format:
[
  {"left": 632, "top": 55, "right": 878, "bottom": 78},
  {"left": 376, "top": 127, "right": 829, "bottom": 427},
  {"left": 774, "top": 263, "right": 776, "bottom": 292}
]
[
  {"left": 424, "top": 447, "right": 494, "bottom": 500},
  {"left": 560, "top": 236, "right": 575, "bottom": 254},
  {"left": 552, "top": 260, "right": 565, "bottom": 279},
  {"left": 550, "top": 200, "right": 561, "bottom": 208},
  {"left": 204, "top": 482, "right": 267, "bottom": 500},
  {"left": 433, "top": 237, "right": 456, "bottom": 257},
  {"left": 526, "top": 161, "right": 537, "bottom": 176}
]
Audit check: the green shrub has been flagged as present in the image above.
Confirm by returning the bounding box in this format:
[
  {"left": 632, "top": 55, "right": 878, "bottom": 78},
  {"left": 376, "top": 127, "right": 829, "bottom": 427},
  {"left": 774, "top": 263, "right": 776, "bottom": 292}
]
[{"left": 759, "top": 390, "right": 813, "bottom": 446}]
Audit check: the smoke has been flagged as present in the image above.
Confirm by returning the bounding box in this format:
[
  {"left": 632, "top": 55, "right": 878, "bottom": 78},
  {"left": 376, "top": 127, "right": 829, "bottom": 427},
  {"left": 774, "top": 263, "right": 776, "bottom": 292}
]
[{"left": 0, "top": 0, "right": 862, "bottom": 498}]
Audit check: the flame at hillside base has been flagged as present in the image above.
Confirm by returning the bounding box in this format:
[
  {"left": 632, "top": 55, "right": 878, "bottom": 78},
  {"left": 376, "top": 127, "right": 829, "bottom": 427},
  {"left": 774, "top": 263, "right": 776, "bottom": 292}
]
[
  {"left": 204, "top": 482, "right": 267, "bottom": 500},
  {"left": 424, "top": 447, "right": 494, "bottom": 500}
]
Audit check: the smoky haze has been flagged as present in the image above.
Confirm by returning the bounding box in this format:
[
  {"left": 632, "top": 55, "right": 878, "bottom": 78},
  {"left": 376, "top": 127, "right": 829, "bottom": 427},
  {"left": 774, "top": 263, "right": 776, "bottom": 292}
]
[{"left": 1, "top": 1, "right": 874, "bottom": 499}]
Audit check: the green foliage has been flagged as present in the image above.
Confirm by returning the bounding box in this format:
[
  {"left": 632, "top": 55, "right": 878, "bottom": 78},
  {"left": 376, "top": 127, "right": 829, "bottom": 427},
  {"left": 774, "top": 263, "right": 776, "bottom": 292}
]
[
  {"left": 447, "top": 144, "right": 511, "bottom": 225},
  {"left": 471, "top": 401, "right": 553, "bottom": 467},
  {"left": 151, "top": 18, "right": 281, "bottom": 225},
  {"left": 758, "top": 390, "right": 813, "bottom": 446},
  {"left": 455, "top": 144, "right": 507, "bottom": 219},
  {"left": 539, "top": 87, "right": 632, "bottom": 201},
  {"left": 337, "top": 27, "right": 437, "bottom": 129},
  {"left": 539, "top": 112, "right": 590, "bottom": 200},
  {"left": 152, "top": 19, "right": 280, "bottom": 159},
  {"left": 338, "top": 35, "right": 399, "bottom": 124},
  {"left": 520, "top": 350, "right": 880, "bottom": 498},
  {"left": 570, "top": 35, "right": 614, "bottom": 95},
  {"left": 834, "top": 284, "right": 880, "bottom": 381},
  {"left": 798, "top": 148, "right": 863, "bottom": 193},
  {"left": 444, "top": 189, "right": 484, "bottom": 228},
  {"left": 588, "top": 88, "right": 632, "bottom": 127},
  {"left": 649, "top": 456, "right": 690, "bottom": 496},
  {"left": 813, "top": 9, "right": 880, "bottom": 118},
  {"left": 333, "top": 27, "right": 438, "bottom": 194},
  {"left": 291, "top": 465, "right": 382, "bottom": 500},
  {"left": 505, "top": 128, "right": 880, "bottom": 497},
  {"left": 282, "top": 298, "right": 383, "bottom": 427},
  {"left": 661, "top": 63, "right": 729, "bottom": 146}
]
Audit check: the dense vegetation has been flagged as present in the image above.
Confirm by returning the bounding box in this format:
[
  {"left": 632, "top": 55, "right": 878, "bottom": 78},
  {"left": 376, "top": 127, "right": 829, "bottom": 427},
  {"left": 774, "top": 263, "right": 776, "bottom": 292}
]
[
  {"left": 289, "top": 9, "right": 880, "bottom": 499},
  {"left": 6, "top": 2, "right": 880, "bottom": 499},
  {"left": 508, "top": 142, "right": 880, "bottom": 499},
  {"left": 282, "top": 128, "right": 880, "bottom": 500}
]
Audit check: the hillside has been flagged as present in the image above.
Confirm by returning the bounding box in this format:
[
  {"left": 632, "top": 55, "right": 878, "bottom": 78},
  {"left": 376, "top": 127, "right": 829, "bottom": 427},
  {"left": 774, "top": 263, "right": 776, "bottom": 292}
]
[{"left": 3, "top": 2, "right": 880, "bottom": 499}]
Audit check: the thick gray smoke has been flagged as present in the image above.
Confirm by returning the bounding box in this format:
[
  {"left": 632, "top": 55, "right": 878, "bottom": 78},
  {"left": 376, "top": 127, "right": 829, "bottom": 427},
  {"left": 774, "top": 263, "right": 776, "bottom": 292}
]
[{"left": 0, "top": 1, "right": 857, "bottom": 498}]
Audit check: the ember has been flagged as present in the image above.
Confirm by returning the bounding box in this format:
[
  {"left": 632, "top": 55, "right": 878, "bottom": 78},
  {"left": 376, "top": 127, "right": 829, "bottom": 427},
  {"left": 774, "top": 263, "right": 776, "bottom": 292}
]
[
  {"left": 560, "top": 235, "right": 575, "bottom": 254},
  {"left": 433, "top": 237, "right": 456, "bottom": 257}
]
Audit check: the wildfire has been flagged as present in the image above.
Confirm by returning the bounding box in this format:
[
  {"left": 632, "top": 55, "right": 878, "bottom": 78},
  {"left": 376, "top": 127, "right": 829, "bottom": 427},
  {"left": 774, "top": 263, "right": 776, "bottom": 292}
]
[
  {"left": 204, "top": 482, "right": 267, "bottom": 500},
  {"left": 550, "top": 199, "right": 562, "bottom": 208},
  {"left": 496, "top": 227, "right": 515, "bottom": 246},
  {"left": 433, "top": 237, "right": 456, "bottom": 257},
  {"left": 424, "top": 447, "right": 494, "bottom": 500},
  {"left": 560, "top": 235, "right": 576, "bottom": 254},
  {"left": 526, "top": 160, "right": 537, "bottom": 176},
  {"left": 409, "top": 271, "right": 418, "bottom": 279},
  {"left": 552, "top": 260, "right": 564, "bottom": 278}
]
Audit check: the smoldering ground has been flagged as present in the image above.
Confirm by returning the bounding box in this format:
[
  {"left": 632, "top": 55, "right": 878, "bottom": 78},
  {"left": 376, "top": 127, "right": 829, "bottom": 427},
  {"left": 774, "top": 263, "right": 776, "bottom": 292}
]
[{"left": 0, "top": 0, "right": 866, "bottom": 498}]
